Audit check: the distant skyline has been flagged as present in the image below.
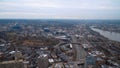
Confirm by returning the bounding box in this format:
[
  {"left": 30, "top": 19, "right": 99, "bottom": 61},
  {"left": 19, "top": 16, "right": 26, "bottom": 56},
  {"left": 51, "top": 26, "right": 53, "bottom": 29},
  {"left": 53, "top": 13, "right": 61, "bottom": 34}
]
[{"left": 0, "top": 0, "right": 120, "bottom": 19}]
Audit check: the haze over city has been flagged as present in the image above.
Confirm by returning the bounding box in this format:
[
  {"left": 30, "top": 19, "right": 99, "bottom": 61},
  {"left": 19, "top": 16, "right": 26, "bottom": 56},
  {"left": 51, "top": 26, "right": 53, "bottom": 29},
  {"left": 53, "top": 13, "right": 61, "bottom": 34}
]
[
  {"left": 0, "top": 0, "right": 120, "bottom": 19},
  {"left": 0, "top": 0, "right": 120, "bottom": 68}
]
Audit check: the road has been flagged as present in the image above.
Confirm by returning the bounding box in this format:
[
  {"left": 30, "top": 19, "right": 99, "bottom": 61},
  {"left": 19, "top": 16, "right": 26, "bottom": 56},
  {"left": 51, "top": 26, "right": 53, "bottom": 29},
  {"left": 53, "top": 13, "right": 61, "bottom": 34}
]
[
  {"left": 71, "top": 35, "right": 87, "bottom": 60},
  {"left": 74, "top": 44, "right": 87, "bottom": 60},
  {"left": 71, "top": 35, "right": 87, "bottom": 68}
]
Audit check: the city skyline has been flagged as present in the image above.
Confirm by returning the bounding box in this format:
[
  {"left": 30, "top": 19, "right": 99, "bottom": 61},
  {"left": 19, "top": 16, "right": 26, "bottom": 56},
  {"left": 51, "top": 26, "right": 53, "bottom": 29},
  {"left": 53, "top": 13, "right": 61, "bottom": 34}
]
[{"left": 0, "top": 0, "right": 120, "bottom": 19}]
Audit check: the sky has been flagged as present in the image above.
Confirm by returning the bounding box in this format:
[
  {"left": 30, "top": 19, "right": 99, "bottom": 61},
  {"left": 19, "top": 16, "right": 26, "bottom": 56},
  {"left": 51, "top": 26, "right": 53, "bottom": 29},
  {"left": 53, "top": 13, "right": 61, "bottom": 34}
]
[{"left": 0, "top": 0, "right": 120, "bottom": 19}]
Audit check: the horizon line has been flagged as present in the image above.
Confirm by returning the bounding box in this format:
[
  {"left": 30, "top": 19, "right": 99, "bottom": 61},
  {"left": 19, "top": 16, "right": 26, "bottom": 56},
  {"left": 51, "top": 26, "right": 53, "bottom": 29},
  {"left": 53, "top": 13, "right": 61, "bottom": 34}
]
[{"left": 0, "top": 18, "right": 120, "bottom": 20}]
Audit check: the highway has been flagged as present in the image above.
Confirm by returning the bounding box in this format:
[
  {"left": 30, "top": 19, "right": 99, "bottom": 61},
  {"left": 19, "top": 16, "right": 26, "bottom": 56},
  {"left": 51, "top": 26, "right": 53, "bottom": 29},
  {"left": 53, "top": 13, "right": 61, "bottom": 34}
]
[
  {"left": 71, "top": 35, "right": 87, "bottom": 68},
  {"left": 71, "top": 35, "right": 87, "bottom": 60},
  {"left": 74, "top": 44, "right": 87, "bottom": 60}
]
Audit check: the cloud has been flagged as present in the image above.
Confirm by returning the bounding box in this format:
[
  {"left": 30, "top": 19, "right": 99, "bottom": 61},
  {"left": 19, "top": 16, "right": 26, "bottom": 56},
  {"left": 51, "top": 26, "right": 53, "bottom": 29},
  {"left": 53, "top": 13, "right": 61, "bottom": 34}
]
[
  {"left": 0, "top": 0, "right": 120, "bottom": 19},
  {"left": 1, "top": 0, "right": 119, "bottom": 10}
]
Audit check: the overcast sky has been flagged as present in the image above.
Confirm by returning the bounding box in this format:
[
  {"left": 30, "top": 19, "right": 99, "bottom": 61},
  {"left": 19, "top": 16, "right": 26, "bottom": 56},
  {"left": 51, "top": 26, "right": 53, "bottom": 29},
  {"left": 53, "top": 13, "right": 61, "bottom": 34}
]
[{"left": 0, "top": 0, "right": 120, "bottom": 19}]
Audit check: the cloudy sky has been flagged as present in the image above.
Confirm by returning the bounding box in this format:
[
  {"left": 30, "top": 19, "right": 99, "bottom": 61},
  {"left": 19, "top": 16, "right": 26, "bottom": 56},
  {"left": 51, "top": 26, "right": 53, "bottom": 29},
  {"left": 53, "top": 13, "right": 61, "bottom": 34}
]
[{"left": 0, "top": 0, "right": 120, "bottom": 19}]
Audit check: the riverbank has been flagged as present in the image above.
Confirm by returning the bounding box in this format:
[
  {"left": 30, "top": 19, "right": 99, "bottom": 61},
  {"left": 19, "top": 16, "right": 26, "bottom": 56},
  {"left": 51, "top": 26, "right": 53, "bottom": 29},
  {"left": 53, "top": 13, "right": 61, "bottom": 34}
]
[
  {"left": 88, "top": 26, "right": 120, "bottom": 64},
  {"left": 90, "top": 27, "right": 120, "bottom": 42}
]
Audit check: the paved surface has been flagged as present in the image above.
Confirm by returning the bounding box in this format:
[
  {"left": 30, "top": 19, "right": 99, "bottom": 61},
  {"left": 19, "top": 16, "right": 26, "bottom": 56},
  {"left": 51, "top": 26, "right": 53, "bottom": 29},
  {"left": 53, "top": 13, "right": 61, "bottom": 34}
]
[
  {"left": 71, "top": 35, "right": 87, "bottom": 68},
  {"left": 74, "top": 44, "right": 87, "bottom": 60},
  {"left": 71, "top": 35, "right": 87, "bottom": 60}
]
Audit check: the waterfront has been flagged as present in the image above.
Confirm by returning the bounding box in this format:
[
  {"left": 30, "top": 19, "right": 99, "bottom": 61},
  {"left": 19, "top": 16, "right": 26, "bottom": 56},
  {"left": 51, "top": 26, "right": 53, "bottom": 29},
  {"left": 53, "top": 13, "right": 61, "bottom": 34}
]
[{"left": 91, "top": 27, "right": 120, "bottom": 42}]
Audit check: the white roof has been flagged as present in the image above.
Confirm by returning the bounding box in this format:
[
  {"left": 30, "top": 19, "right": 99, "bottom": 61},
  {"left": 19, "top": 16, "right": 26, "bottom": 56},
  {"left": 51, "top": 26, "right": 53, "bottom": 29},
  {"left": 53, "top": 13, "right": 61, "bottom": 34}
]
[
  {"left": 48, "top": 59, "right": 54, "bottom": 63},
  {"left": 70, "top": 44, "right": 72, "bottom": 48},
  {"left": 9, "top": 51, "right": 20, "bottom": 54},
  {"left": 38, "top": 54, "right": 48, "bottom": 58},
  {"left": 0, "top": 44, "right": 5, "bottom": 46}
]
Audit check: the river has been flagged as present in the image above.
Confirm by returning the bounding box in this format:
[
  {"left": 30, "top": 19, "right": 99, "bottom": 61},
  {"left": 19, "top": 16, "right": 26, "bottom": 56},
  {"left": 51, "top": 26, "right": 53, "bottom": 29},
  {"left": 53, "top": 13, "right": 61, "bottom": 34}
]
[{"left": 90, "top": 26, "right": 120, "bottom": 42}]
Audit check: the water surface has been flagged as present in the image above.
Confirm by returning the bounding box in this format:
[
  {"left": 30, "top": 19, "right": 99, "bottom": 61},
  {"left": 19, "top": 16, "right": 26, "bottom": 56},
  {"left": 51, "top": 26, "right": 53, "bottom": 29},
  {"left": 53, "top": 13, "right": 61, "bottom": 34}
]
[{"left": 90, "top": 27, "right": 120, "bottom": 42}]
